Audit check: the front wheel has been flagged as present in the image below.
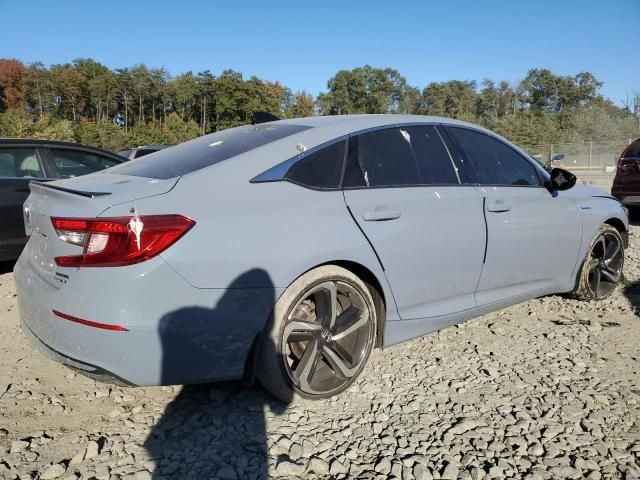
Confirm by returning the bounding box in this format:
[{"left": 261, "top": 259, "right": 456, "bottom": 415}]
[
  {"left": 257, "top": 265, "right": 378, "bottom": 401},
  {"left": 572, "top": 224, "right": 625, "bottom": 300}
]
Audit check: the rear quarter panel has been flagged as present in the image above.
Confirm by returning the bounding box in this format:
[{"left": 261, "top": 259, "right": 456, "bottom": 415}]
[{"left": 99, "top": 165, "right": 401, "bottom": 322}]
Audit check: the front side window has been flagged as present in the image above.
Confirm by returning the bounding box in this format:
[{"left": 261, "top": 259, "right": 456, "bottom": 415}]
[
  {"left": 343, "top": 126, "right": 458, "bottom": 188},
  {"left": 0, "top": 148, "right": 44, "bottom": 178},
  {"left": 50, "top": 149, "right": 119, "bottom": 178},
  {"left": 447, "top": 127, "right": 542, "bottom": 186},
  {"left": 285, "top": 140, "right": 346, "bottom": 189}
]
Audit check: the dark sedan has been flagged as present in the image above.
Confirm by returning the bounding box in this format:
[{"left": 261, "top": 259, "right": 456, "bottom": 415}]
[{"left": 0, "top": 139, "right": 124, "bottom": 261}]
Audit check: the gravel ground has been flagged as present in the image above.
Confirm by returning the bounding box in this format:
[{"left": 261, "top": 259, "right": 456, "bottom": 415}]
[{"left": 1, "top": 227, "right": 639, "bottom": 480}]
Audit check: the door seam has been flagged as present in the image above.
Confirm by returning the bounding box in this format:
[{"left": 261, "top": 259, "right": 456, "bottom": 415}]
[{"left": 482, "top": 196, "right": 488, "bottom": 264}]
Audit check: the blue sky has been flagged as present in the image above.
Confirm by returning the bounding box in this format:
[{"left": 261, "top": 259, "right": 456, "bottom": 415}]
[{"left": 1, "top": 0, "right": 638, "bottom": 105}]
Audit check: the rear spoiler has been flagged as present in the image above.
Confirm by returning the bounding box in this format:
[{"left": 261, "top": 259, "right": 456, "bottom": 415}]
[{"left": 30, "top": 181, "right": 111, "bottom": 198}]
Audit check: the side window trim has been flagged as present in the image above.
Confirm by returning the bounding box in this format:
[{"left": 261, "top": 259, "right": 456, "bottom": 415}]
[
  {"left": 438, "top": 126, "right": 479, "bottom": 184},
  {"left": 434, "top": 126, "right": 461, "bottom": 184},
  {"left": 38, "top": 148, "right": 62, "bottom": 179},
  {"left": 253, "top": 122, "right": 545, "bottom": 191},
  {"left": 444, "top": 125, "right": 545, "bottom": 188}
]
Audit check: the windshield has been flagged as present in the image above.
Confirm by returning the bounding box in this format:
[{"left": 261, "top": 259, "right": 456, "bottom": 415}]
[{"left": 109, "top": 123, "right": 312, "bottom": 179}]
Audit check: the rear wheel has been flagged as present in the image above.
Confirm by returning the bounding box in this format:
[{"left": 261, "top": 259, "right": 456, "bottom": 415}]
[
  {"left": 257, "top": 265, "right": 377, "bottom": 401},
  {"left": 572, "top": 224, "right": 624, "bottom": 300}
]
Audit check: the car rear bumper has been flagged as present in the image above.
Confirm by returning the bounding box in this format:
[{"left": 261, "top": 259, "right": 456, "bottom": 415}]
[{"left": 14, "top": 248, "right": 282, "bottom": 386}]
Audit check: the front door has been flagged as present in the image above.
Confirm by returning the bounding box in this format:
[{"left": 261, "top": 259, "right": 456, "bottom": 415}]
[{"left": 444, "top": 126, "right": 582, "bottom": 305}]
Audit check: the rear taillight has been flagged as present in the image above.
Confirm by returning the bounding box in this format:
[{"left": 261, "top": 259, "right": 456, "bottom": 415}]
[{"left": 51, "top": 215, "right": 195, "bottom": 267}]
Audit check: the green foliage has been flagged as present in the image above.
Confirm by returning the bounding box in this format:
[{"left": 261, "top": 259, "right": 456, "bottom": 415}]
[
  {"left": 422, "top": 80, "right": 478, "bottom": 118},
  {"left": 317, "top": 66, "right": 411, "bottom": 115},
  {"left": 493, "top": 112, "right": 561, "bottom": 146},
  {"left": 0, "top": 108, "right": 32, "bottom": 137},
  {"left": 32, "top": 115, "right": 75, "bottom": 142},
  {"left": 0, "top": 57, "right": 637, "bottom": 155},
  {"left": 163, "top": 113, "right": 200, "bottom": 145}
]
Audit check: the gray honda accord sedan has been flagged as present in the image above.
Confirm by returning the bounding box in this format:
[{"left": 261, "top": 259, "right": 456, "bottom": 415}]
[{"left": 14, "top": 115, "right": 628, "bottom": 401}]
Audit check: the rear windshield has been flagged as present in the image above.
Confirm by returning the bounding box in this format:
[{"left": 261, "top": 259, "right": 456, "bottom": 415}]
[{"left": 109, "top": 124, "right": 311, "bottom": 179}]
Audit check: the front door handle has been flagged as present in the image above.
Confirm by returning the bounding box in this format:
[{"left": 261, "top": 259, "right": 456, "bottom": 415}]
[
  {"left": 487, "top": 199, "right": 511, "bottom": 212},
  {"left": 362, "top": 206, "right": 401, "bottom": 221}
]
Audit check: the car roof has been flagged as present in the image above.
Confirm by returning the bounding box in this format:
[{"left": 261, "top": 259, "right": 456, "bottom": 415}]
[
  {"left": 258, "top": 114, "right": 501, "bottom": 148},
  {"left": 271, "top": 114, "right": 489, "bottom": 131},
  {"left": 0, "top": 138, "right": 123, "bottom": 160}
]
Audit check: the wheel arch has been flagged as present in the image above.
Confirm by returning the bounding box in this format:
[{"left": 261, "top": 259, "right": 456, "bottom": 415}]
[
  {"left": 245, "top": 259, "right": 390, "bottom": 384},
  {"left": 604, "top": 217, "right": 629, "bottom": 248},
  {"left": 319, "top": 260, "right": 387, "bottom": 348}
]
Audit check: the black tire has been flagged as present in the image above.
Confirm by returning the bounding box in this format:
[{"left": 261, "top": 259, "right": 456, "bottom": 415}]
[
  {"left": 256, "top": 265, "right": 378, "bottom": 402},
  {"left": 571, "top": 224, "right": 625, "bottom": 301}
]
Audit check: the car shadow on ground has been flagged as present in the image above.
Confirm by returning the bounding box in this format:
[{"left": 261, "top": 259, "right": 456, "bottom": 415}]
[
  {"left": 144, "top": 269, "right": 291, "bottom": 479},
  {"left": 623, "top": 280, "right": 640, "bottom": 318},
  {"left": 0, "top": 260, "right": 15, "bottom": 275}
]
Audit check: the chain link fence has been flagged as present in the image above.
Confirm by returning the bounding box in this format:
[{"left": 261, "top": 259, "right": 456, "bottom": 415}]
[{"left": 521, "top": 139, "right": 636, "bottom": 192}]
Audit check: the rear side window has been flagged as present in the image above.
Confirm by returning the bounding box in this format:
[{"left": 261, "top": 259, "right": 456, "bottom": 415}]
[
  {"left": 447, "top": 127, "right": 542, "bottom": 186},
  {"left": 0, "top": 148, "right": 44, "bottom": 178},
  {"left": 50, "top": 149, "right": 120, "bottom": 178},
  {"left": 110, "top": 124, "right": 312, "bottom": 179},
  {"left": 285, "top": 140, "right": 346, "bottom": 189},
  {"left": 343, "top": 126, "right": 458, "bottom": 188}
]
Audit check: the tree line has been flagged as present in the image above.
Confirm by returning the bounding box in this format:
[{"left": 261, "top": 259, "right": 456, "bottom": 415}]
[{"left": 0, "top": 58, "right": 638, "bottom": 152}]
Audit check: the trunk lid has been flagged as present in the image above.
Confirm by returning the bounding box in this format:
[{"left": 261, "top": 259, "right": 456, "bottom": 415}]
[{"left": 22, "top": 173, "right": 178, "bottom": 284}]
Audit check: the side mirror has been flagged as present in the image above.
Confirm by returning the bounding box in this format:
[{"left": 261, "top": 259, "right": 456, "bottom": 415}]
[{"left": 547, "top": 168, "right": 576, "bottom": 191}]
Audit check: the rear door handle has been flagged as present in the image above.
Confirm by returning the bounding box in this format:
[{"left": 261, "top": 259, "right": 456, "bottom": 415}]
[
  {"left": 486, "top": 199, "right": 511, "bottom": 212},
  {"left": 362, "top": 206, "right": 401, "bottom": 221}
]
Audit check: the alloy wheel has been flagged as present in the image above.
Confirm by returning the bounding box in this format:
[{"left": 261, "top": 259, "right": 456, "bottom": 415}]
[
  {"left": 587, "top": 231, "right": 624, "bottom": 298},
  {"left": 281, "top": 280, "right": 373, "bottom": 396}
]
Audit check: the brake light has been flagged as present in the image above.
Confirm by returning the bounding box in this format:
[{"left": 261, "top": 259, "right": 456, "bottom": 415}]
[{"left": 51, "top": 215, "right": 195, "bottom": 267}]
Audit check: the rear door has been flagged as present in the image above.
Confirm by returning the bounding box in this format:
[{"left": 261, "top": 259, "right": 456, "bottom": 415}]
[
  {"left": 445, "top": 126, "right": 582, "bottom": 305},
  {"left": 343, "top": 125, "right": 486, "bottom": 320},
  {"left": 0, "top": 146, "right": 51, "bottom": 260}
]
